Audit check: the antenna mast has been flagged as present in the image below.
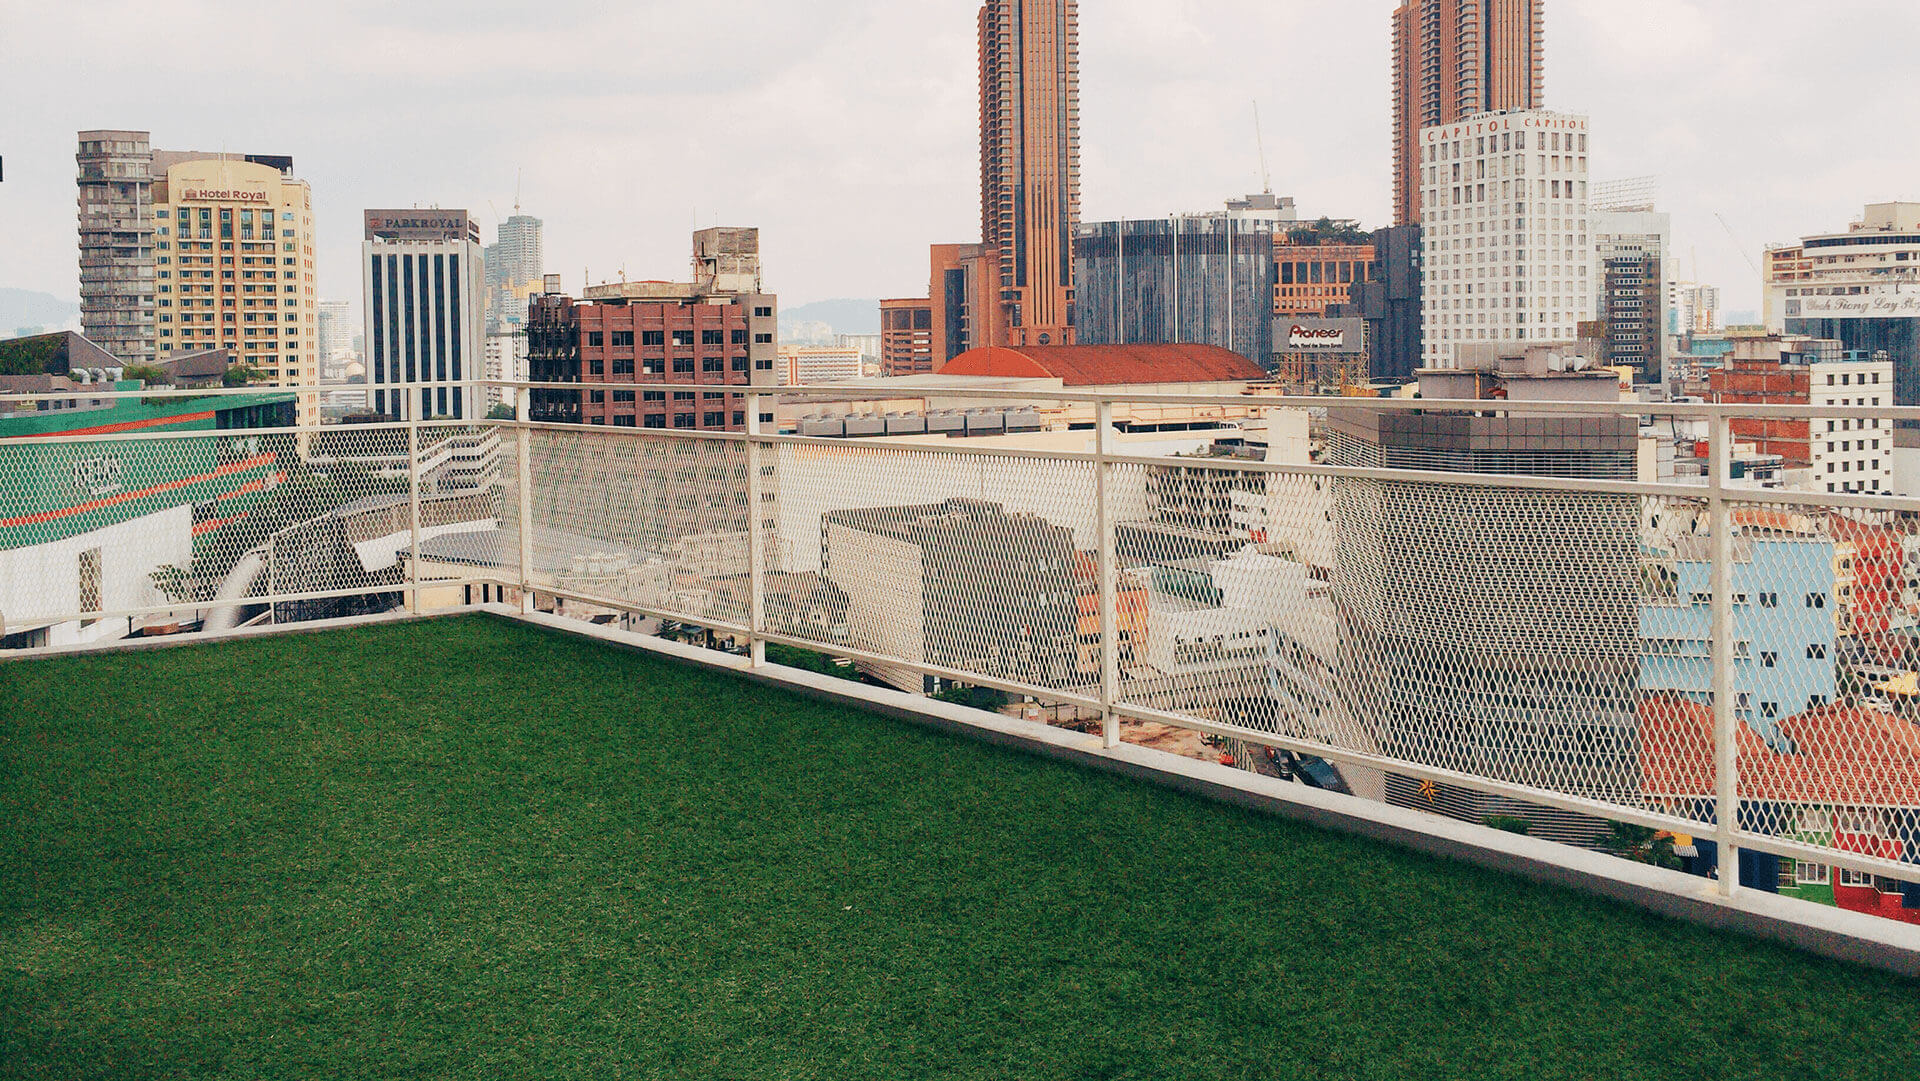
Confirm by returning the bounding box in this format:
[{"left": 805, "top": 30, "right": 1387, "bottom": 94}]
[{"left": 1253, "top": 101, "right": 1273, "bottom": 195}]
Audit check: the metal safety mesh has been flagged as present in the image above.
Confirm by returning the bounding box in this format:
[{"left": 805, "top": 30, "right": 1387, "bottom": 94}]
[
  {"left": 0, "top": 421, "right": 502, "bottom": 646},
  {"left": 769, "top": 439, "right": 1097, "bottom": 694},
  {"left": 519, "top": 428, "right": 754, "bottom": 630}
]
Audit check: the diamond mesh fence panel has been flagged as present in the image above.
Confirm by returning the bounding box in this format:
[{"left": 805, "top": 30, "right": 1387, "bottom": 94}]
[
  {"left": 521, "top": 428, "right": 754, "bottom": 630},
  {"left": 0, "top": 417, "right": 499, "bottom": 648},
  {"left": 1691, "top": 498, "right": 1920, "bottom": 890},
  {"left": 768, "top": 439, "right": 1098, "bottom": 696}
]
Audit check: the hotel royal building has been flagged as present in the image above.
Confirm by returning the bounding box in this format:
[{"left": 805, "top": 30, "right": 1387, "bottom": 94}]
[{"left": 151, "top": 154, "right": 320, "bottom": 423}]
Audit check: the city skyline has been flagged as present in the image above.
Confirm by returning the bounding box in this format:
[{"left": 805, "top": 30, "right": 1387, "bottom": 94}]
[{"left": 5, "top": 1, "right": 1920, "bottom": 317}]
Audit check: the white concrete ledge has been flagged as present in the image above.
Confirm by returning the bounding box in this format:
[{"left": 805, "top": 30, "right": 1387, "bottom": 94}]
[
  {"left": 497, "top": 608, "right": 1920, "bottom": 980},
  {"left": 1, "top": 606, "right": 471, "bottom": 663}
]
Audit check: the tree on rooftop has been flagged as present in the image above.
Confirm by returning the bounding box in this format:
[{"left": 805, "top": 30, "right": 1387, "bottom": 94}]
[{"left": 1286, "top": 217, "right": 1372, "bottom": 247}]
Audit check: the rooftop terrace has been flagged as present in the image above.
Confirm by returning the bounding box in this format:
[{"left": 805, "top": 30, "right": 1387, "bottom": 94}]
[{"left": 5, "top": 615, "right": 1917, "bottom": 1078}]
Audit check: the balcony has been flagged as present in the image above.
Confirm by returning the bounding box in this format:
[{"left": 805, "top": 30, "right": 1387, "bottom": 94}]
[
  {"left": 5, "top": 382, "right": 1920, "bottom": 1003},
  {"left": 7, "top": 612, "right": 1918, "bottom": 1074}
]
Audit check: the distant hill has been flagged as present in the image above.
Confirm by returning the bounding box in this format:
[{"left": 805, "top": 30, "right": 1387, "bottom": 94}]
[
  {"left": 779, "top": 299, "right": 880, "bottom": 338},
  {"left": 0, "top": 289, "right": 80, "bottom": 338}
]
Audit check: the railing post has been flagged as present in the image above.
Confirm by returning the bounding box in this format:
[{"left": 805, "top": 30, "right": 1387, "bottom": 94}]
[
  {"left": 747, "top": 391, "right": 767, "bottom": 668},
  {"left": 1097, "top": 399, "right": 1119, "bottom": 749},
  {"left": 1708, "top": 409, "right": 1740, "bottom": 898},
  {"left": 516, "top": 384, "right": 535, "bottom": 615},
  {"left": 406, "top": 392, "right": 423, "bottom": 616}
]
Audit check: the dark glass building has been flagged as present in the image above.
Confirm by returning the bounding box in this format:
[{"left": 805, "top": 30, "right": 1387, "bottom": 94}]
[{"left": 1073, "top": 216, "right": 1276, "bottom": 369}]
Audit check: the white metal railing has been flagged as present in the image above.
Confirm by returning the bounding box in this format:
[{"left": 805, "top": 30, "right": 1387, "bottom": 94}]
[{"left": 6, "top": 378, "right": 1920, "bottom": 924}]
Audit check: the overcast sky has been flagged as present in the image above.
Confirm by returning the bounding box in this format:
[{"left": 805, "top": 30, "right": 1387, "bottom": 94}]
[{"left": 4, "top": 0, "right": 1918, "bottom": 319}]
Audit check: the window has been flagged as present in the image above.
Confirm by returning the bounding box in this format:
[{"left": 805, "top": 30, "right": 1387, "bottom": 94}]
[
  {"left": 612, "top": 359, "right": 635, "bottom": 375},
  {"left": 613, "top": 390, "right": 636, "bottom": 403},
  {"left": 1808, "top": 643, "right": 1829, "bottom": 660},
  {"left": 672, "top": 330, "right": 694, "bottom": 346},
  {"left": 643, "top": 390, "right": 666, "bottom": 403},
  {"left": 703, "top": 411, "right": 726, "bottom": 427},
  {"left": 586, "top": 331, "right": 604, "bottom": 347},
  {"left": 673, "top": 358, "right": 695, "bottom": 374},
  {"left": 755, "top": 358, "right": 774, "bottom": 371},
  {"left": 613, "top": 415, "right": 637, "bottom": 427},
  {"left": 732, "top": 356, "right": 749, "bottom": 372},
  {"left": 703, "top": 357, "right": 724, "bottom": 373},
  {"left": 589, "top": 390, "right": 606, "bottom": 404},
  {"left": 642, "top": 330, "right": 665, "bottom": 346},
  {"left": 644, "top": 415, "right": 666, "bottom": 428},
  {"left": 1761, "top": 651, "right": 1778, "bottom": 668},
  {"left": 731, "top": 329, "right": 748, "bottom": 344},
  {"left": 1795, "top": 863, "right": 1831, "bottom": 887},
  {"left": 754, "top": 333, "right": 773, "bottom": 344},
  {"left": 643, "top": 358, "right": 664, "bottom": 375},
  {"left": 674, "top": 413, "right": 695, "bottom": 428},
  {"left": 1840, "top": 868, "right": 1874, "bottom": 888},
  {"left": 1806, "top": 593, "right": 1828, "bottom": 609},
  {"left": 702, "top": 329, "right": 725, "bottom": 345},
  {"left": 611, "top": 330, "right": 635, "bottom": 347},
  {"left": 753, "top": 306, "right": 773, "bottom": 318}
]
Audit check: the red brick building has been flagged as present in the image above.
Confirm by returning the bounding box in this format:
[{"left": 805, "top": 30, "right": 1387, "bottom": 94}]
[{"left": 524, "top": 230, "right": 778, "bottom": 431}]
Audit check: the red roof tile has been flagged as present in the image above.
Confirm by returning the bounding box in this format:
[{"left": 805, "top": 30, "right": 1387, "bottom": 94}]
[
  {"left": 1639, "top": 695, "right": 1920, "bottom": 807},
  {"left": 937, "top": 344, "right": 1269, "bottom": 387}
]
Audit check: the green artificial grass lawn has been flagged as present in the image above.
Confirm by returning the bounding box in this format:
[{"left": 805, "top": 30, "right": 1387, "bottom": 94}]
[{"left": 3, "top": 617, "right": 1917, "bottom": 1080}]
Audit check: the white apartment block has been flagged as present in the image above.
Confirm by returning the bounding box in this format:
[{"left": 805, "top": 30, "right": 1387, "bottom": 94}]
[
  {"left": 1669, "top": 281, "right": 1721, "bottom": 336},
  {"left": 778, "top": 346, "right": 863, "bottom": 386},
  {"left": 1420, "top": 110, "right": 1593, "bottom": 368},
  {"left": 1811, "top": 352, "right": 1894, "bottom": 495}
]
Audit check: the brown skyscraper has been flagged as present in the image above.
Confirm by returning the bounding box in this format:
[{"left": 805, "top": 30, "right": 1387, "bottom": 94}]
[
  {"left": 978, "top": 0, "right": 1079, "bottom": 347},
  {"left": 1391, "top": 0, "right": 1544, "bottom": 226}
]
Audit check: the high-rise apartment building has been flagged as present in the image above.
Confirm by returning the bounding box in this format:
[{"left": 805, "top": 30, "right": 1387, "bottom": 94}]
[
  {"left": 1391, "top": 0, "right": 1544, "bottom": 227},
  {"left": 76, "top": 131, "right": 156, "bottom": 364},
  {"left": 1597, "top": 244, "right": 1662, "bottom": 381},
  {"left": 362, "top": 210, "right": 485, "bottom": 420},
  {"left": 978, "top": 0, "right": 1079, "bottom": 347},
  {"left": 1589, "top": 182, "right": 1671, "bottom": 382},
  {"left": 77, "top": 133, "right": 321, "bottom": 410},
  {"left": 907, "top": 2, "right": 1079, "bottom": 361},
  {"left": 1668, "top": 282, "right": 1721, "bottom": 338},
  {"left": 523, "top": 228, "right": 777, "bottom": 431},
  {"left": 1419, "top": 110, "right": 1591, "bottom": 368},
  {"left": 152, "top": 152, "right": 319, "bottom": 422},
  {"left": 318, "top": 300, "right": 353, "bottom": 364},
  {"left": 483, "top": 213, "right": 544, "bottom": 335}
]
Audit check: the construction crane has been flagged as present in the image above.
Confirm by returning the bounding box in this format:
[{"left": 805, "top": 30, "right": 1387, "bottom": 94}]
[{"left": 1717, "top": 213, "right": 1763, "bottom": 276}]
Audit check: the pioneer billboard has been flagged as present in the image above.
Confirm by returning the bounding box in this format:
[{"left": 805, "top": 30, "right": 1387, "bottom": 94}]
[{"left": 1274, "top": 318, "right": 1365, "bottom": 353}]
